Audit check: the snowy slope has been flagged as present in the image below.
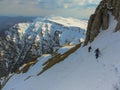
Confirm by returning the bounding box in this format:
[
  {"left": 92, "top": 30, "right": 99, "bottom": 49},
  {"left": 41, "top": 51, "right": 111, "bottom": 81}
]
[
  {"left": 0, "top": 16, "right": 87, "bottom": 75},
  {"left": 3, "top": 14, "right": 120, "bottom": 90}
]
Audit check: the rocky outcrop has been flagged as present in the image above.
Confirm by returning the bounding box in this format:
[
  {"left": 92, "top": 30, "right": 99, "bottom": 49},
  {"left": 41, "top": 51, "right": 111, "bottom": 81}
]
[
  {"left": 84, "top": 0, "right": 120, "bottom": 45},
  {"left": 115, "top": 17, "right": 120, "bottom": 32},
  {"left": 84, "top": 14, "right": 95, "bottom": 45},
  {"left": 102, "top": 9, "right": 109, "bottom": 30},
  {"left": 0, "top": 61, "right": 8, "bottom": 77}
]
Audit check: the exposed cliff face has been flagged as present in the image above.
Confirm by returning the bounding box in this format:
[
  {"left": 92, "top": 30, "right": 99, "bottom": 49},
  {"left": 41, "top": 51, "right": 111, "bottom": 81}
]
[
  {"left": 0, "top": 17, "right": 86, "bottom": 77},
  {"left": 84, "top": 0, "right": 120, "bottom": 45}
]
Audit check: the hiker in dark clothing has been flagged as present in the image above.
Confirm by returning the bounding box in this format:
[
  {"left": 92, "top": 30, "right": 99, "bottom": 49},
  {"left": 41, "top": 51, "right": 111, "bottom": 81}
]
[
  {"left": 88, "top": 46, "right": 92, "bottom": 52},
  {"left": 95, "top": 48, "right": 100, "bottom": 59}
]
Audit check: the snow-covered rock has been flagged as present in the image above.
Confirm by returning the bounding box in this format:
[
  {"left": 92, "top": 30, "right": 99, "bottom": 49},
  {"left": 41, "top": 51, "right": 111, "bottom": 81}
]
[
  {"left": 3, "top": 13, "right": 120, "bottom": 90},
  {"left": 0, "top": 16, "right": 87, "bottom": 76}
]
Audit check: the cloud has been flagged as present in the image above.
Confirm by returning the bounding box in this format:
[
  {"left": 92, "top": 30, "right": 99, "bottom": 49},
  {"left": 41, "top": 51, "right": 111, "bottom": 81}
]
[
  {"left": 37, "top": 0, "right": 100, "bottom": 9},
  {"left": 0, "top": 0, "right": 101, "bottom": 19}
]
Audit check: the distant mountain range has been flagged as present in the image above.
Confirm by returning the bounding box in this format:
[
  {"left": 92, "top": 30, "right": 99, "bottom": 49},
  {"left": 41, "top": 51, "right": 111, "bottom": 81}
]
[{"left": 0, "top": 16, "right": 36, "bottom": 36}]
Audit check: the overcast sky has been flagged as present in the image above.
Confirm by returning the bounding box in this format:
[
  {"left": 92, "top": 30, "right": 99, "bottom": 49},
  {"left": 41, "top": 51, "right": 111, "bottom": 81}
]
[{"left": 0, "top": 0, "right": 101, "bottom": 19}]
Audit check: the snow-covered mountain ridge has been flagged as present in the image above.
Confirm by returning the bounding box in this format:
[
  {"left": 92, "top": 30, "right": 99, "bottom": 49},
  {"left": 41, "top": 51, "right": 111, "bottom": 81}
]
[
  {"left": 0, "top": 16, "right": 87, "bottom": 78},
  {"left": 2, "top": 0, "right": 120, "bottom": 89},
  {"left": 3, "top": 13, "right": 120, "bottom": 90}
]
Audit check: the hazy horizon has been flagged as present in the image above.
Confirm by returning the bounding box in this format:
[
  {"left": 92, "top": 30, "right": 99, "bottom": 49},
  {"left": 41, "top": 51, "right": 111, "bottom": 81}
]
[{"left": 0, "top": 0, "right": 101, "bottom": 19}]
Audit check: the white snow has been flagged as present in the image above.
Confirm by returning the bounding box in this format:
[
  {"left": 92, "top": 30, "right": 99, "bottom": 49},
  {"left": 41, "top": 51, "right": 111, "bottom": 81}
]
[
  {"left": 58, "top": 45, "right": 75, "bottom": 54},
  {"left": 3, "top": 14, "right": 120, "bottom": 90},
  {"left": 48, "top": 16, "right": 87, "bottom": 30},
  {"left": 8, "top": 16, "right": 87, "bottom": 46}
]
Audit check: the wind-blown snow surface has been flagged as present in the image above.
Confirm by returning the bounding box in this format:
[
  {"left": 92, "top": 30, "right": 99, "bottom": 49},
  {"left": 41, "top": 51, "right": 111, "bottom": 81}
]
[{"left": 3, "top": 14, "right": 120, "bottom": 90}]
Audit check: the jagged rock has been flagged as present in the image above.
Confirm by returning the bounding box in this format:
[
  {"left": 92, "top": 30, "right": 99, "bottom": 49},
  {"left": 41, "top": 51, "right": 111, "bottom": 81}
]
[
  {"left": 84, "top": 0, "right": 120, "bottom": 45},
  {"left": 84, "top": 14, "right": 95, "bottom": 45},
  {"left": 102, "top": 9, "right": 109, "bottom": 30},
  {"left": 0, "top": 62, "right": 7, "bottom": 77},
  {"left": 84, "top": 9, "right": 103, "bottom": 45},
  {"left": 115, "top": 17, "right": 120, "bottom": 32},
  {"left": 89, "top": 10, "right": 102, "bottom": 42}
]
